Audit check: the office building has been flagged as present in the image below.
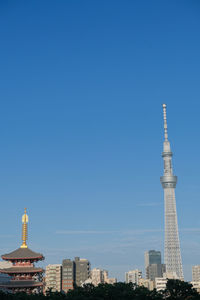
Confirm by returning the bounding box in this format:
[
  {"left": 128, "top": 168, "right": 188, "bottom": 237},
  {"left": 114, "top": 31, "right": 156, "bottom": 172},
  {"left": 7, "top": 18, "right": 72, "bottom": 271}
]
[
  {"left": 145, "top": 250, "right": 161, "bottom": 269},
  {"left": 155, "top": 272, "right": 178, "bottom": 291},
  {"left": 91, "top": 268, "right": 104, "bottom": 286},
  {"left": 62, "top": 259, "right": 75, "bottom": 293},
  {"left": 155, "top": 277, "right": 167, "bottom": 292},
  {"left": 191, "top": 281, "right": 200, "bottom": 293},
  {"left": 192, "top": 265, "right": 200, "bottom": 282},
  {"left": 145, "top": 250, "right": 165, "bottom": 280},
  {"left": 0, "top": 261, "right": 12, "bottom": 292},
  {"left": 106, "top": 277, "right": 117, "bottom": 284},
  {"left": 45, "top": 264, "right": 62, "bottom": 292},
  {"left": 90, "top": 268, "right": 116, "bottom": 286},
  {"left": 160, "top": 104, "right": 183, "bottom": 279},
  {"left": 146, "top": 263, "right": 166, "bottom": 281},
  {"left": 62, "top": 257, "right": 90, "bottom": 292},
  {"left": 138, "top": 278, "right": 154, "bottom": 291},
  {"left": 75, "top": 257, "right": 90, "bottom": 286},
  {"left": 125, "top": 269, "right": 142, "bottom": 285},
  {"left": 0, "top": 262, "right": 12, "bottom": 269},
  {"left": 102, "top": 270, "right": 108, "bottom": 282}
]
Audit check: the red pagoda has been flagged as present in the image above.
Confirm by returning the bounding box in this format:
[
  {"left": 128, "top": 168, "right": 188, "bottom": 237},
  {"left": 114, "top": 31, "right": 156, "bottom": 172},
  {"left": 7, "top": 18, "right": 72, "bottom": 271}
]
[{"left": 0, "top": 209, "right": 44, "bottom": 294}]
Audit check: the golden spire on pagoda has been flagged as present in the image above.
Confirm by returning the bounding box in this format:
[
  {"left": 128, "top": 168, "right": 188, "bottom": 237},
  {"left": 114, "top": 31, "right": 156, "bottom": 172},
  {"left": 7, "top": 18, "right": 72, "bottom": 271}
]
[{"left": 21, "top": 208, "right": 29, "bottom": 248}]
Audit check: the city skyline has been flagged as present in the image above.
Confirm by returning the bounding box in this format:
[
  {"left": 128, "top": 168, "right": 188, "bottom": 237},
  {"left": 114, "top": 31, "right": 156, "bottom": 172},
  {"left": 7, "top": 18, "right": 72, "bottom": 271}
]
[
  {"left": 0, "top": 102, "right": 198, "bottom": 282},
  {"left": 0, "top": 1, "right": 200, "bottom": 282}
]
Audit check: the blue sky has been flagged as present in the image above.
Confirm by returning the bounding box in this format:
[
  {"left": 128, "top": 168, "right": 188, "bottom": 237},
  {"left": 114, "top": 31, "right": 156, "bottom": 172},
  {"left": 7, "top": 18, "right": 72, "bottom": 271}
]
[{"left": 0, "top": 0, "right": 200, "bottom": 281}]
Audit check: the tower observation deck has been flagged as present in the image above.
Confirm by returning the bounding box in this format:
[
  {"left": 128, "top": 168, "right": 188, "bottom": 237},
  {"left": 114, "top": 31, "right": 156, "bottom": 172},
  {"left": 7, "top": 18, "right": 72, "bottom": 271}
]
[{"left": 160, "top": 104, "right": 183, "bottom": 280}]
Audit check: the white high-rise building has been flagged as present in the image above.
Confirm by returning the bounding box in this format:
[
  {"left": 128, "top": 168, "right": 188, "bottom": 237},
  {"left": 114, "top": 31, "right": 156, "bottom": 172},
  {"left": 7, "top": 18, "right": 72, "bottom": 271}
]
[
  {"left": 45, "top": 264, "right": 62, "bottom": 292},
  {"left": 0, "top": 261, "right": 12, "bottom": 291},
  {"left": 192, "top": 265, "right": 200, "bottom": 282},
  {"left": 160, "top": 104, "right": 183, "bottom": 279},
  {"left": 106, "top": 278, "right": 117, "bottom": 284},
  {"left": 191, "top": 281, "right": 200, "bottom": 293},
  {"left": 102, "top": 270, "right": 108, "bottom": 282},
  {"left": 91, "top": 268, "right": 104, "bottom": 286},
  {"left": 90, "top": 268, "right": 117, "bottom": 286},
  {"left": 138, "top": 278, "right": 154, "bottom": 291},
  {"left": 0, "top": 261, "right": 12, "bottom": 269},
  {"left": 155, "top": 272, "right": 178, "bottom": 291},
  {"left": 125, "top": 269, "right": 142, "bottom": 285}
]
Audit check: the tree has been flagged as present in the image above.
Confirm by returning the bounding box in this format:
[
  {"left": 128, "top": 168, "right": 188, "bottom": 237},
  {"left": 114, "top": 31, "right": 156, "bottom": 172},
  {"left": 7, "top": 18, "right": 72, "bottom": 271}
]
[{"left": 163, "top": 279, "right": 200, "bottom": 300}]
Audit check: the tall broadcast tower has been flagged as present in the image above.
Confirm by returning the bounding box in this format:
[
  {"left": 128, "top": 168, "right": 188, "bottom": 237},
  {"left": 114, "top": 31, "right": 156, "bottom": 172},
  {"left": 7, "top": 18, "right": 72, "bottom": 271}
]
[{"left": 160, "top": 104, "right": 184, "bottom": 279}]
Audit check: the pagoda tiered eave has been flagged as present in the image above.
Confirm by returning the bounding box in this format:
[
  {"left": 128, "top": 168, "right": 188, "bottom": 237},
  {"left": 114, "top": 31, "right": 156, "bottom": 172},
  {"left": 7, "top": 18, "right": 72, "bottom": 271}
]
[
  {"left": 0, "top": 281, "right": 43, "bottom": 288},
  {"left": 0, "top": 267, "right": 44, "bottom": 274},
  {"left": 1, "top": 247, "right": 44, "bottom": 261}
]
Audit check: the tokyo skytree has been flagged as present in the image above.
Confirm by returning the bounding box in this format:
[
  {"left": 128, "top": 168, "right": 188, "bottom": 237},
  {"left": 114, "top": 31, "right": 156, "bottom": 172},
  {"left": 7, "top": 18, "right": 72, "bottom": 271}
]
[{"left": 160, "top": 104, "right": 184, "bottom": 279}]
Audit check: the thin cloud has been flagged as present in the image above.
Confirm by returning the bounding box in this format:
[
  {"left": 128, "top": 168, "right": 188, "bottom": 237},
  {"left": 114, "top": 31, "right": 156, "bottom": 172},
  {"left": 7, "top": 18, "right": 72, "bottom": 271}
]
[
  {"left": 55, "top": 229, "right": 163, "bottom": 235},
  {"left": 58, "top": 227, "right": 200, "bottom": 238},
  {"left": 181, "top": 228, "right": 200, "bottom": 232},
  {"left": 39, "top": 234, "right": 164, "bottom": 258},
  {"left": 122, "top": 229, "right": 162, "bottom": 234},
  {"left": 55, "top": 230, "right": 118, "bottom": 235},
  {"left": 55, "top": 228, "right": 200, "bottom": 235},
  {"left": 137, "top": 202, "right": 162, "bottom": 207}
]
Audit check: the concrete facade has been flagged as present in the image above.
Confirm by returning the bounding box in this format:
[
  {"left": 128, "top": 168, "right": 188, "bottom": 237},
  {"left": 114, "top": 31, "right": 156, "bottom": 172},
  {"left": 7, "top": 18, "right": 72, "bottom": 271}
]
[
  {"left": 145, "top": 250, "right": 161, "bottom": 268},
  {"left": 75, "top": 257, "right": 90, "bottom": 286},
  {"left": 45, "top": 264, "right": 62, "bottom": 293},
  {"left": 146, "top": 263, "right": 166, "bottom": 281},
  {"left": 155, "top": 272, "right": 178, "bottom": 291},
  {"left": 191, "top": 281, "right": 200, "bottom": 293},
  {"left": 91, "top": 268, "right": 104, "bottom": 286},
  {"left": 62, "top": 259, "right": 75, "bottom": 293},
  {"left": 62, "top": 257, "right": 90, "bottom": 292},
  {"left": 125, "top": 269, "right": 142, "bottom": 285},
  {"left": 145, "top": 250, "right": 165, "bottom": 280},
  {"left": 192, "top": 266, "right": 200, "bottom": 282},
  {"left": 138, "top": 278, "right": 154, "bottom": 291},
  {"left": 90, "top": 268, "right": 116, "bottom": 286},
  {"left": 105, "top": 277, "right": 117, "bottom": 284}
]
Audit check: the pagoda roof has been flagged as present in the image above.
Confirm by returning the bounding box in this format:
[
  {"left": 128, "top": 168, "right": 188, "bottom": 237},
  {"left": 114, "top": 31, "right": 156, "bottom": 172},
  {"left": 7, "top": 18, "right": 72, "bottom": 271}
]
[
  {"left": 0, "top": 281, "right": 43, "bottom": 288},
  {"left": 0, "top": 267, "right": 43, "bottom": 274},
  {"left": 1, "top": 248, "right": 44, "bottom": 261}
]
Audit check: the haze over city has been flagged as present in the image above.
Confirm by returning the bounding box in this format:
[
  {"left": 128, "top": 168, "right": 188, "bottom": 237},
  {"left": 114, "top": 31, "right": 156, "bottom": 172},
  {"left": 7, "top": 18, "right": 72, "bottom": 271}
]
[{"left": 0, "top": 1, "right": 200, "bottom": 283}]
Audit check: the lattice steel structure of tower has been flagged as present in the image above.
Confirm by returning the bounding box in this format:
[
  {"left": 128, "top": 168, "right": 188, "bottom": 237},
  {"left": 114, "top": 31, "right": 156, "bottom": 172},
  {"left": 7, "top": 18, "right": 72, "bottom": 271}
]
[{"left": 160, "top": 104, "right": 184, "bottom": 280}]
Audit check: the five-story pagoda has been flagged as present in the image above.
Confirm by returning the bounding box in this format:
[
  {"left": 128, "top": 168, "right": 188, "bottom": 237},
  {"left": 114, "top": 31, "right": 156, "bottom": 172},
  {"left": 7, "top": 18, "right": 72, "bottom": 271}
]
[{"left": 0, "top": 209, "right": 44, "bottom": 294}]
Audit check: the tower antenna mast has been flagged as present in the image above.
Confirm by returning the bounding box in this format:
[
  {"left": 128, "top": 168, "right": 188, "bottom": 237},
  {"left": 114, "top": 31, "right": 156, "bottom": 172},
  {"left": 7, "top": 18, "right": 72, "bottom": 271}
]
[{"left": 163, "top": 104, "right": 168, "bottom": 141}]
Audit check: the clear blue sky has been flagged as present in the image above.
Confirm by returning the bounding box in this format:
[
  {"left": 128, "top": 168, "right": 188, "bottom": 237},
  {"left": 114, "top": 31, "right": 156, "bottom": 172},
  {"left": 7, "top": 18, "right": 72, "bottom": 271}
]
[{"left": 0, "top": 0, "right": 200, "bottom": 281}]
